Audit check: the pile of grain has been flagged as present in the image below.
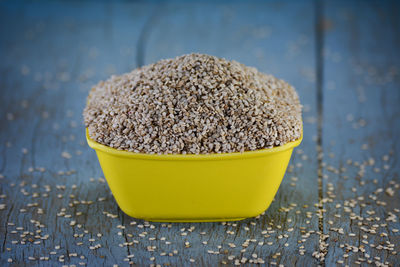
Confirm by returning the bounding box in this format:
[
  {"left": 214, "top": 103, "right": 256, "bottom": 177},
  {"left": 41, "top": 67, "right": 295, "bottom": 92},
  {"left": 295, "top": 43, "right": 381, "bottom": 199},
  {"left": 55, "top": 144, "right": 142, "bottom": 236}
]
[{"left": 83, "top": 53, "right": 302, "bottom": 154}]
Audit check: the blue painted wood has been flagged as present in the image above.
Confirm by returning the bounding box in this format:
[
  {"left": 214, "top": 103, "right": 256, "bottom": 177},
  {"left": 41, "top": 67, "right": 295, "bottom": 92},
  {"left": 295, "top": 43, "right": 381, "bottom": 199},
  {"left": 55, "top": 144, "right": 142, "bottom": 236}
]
[
  {"left": 144, "top": 1, "right": 320, "bottom": 266},
  {"left": 320, "top": 0, "right": 400, "bottom": 266},
  {"left": 0, "top": 1, "right": 160, "bottom": 266},
  {"left": 0, "top": 0, "right": 398, "bottom": 266}
]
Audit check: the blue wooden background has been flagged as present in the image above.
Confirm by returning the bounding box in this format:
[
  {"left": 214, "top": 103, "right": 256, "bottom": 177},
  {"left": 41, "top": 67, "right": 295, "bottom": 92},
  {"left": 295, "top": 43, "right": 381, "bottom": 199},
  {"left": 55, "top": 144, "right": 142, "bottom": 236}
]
[{"left": 0, "top": 0, "right": 399, "bottom": 266}]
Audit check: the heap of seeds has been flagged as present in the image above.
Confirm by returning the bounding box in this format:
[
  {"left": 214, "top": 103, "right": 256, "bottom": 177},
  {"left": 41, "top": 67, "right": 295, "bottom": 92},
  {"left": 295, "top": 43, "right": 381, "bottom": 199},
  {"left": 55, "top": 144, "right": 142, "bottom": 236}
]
[{"left": 83, "top": 53, "right": 302, "bottom": 154}]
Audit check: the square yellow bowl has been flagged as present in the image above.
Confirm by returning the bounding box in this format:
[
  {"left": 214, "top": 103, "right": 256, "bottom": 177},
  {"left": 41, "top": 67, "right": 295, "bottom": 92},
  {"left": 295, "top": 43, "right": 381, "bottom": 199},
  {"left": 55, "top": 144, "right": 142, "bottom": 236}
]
[{"left": 86, "top": 129, "right": 302, "bottom": 222}]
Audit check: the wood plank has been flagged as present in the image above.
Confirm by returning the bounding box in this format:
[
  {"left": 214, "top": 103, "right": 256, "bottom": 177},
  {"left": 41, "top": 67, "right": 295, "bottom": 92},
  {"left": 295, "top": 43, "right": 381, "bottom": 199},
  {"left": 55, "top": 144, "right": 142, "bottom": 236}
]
[
  {"left": 143, "top": 0, "right": 320, "bottom": 265},
  {"left": 0, "top": 1, "right": 156, "bottom": 266},
  {"left": 320, "top": 1, "right": 400, "bottom": 266}
]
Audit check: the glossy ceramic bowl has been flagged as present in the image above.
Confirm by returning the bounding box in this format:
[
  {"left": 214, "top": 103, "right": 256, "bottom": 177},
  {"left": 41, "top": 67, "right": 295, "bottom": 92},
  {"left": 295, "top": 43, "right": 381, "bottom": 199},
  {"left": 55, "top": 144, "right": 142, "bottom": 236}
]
[{"left": 86, "top": 129, "right": 302, "bottom": 222}]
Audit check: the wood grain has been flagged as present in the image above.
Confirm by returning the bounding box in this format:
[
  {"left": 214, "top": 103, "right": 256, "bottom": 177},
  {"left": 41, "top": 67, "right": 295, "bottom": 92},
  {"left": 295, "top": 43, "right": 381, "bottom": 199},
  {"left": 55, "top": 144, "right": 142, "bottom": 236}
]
[
  {"left": 144, "top": 0, "right": 320, "bottom": 265},
  {"left": 320, "top": 0, "right": 400, "bottom": 266},
  {"left": 0, "top": 0, "right": 398, "bottom": 266}
]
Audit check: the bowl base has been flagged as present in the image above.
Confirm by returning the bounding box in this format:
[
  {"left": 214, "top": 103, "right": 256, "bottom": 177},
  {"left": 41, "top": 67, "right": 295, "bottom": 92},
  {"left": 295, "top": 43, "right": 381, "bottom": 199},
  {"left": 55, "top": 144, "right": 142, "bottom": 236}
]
[{"left": 142, "top": 217, "right": 246, "bottom": 223}]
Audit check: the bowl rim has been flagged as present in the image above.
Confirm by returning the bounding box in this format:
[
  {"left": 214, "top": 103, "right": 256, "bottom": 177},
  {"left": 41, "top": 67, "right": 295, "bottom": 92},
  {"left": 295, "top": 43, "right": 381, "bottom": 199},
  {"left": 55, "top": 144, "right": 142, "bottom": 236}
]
[{"left": 86, "top": 127, "right": 302, "bottom": 161}]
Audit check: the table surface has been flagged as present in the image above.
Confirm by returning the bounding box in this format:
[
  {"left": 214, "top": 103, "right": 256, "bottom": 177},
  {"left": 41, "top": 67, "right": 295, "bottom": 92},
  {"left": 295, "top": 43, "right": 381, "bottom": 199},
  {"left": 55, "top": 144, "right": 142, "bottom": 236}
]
[{"left": 0, "top": 0, "right": 399, "bottom": 266}]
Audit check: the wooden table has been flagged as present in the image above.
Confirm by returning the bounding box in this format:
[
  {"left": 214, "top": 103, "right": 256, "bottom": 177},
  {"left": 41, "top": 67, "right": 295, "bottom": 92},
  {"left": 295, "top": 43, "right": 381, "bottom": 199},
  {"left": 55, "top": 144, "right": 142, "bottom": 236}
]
[{"left": 0, "top": 0, "right": 399, "bottom": 266}]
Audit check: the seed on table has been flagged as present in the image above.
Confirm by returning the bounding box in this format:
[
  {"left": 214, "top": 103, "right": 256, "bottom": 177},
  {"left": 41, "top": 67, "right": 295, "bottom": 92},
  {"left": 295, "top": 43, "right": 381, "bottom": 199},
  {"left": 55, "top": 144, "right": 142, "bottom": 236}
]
[{"left": 61, "top": 151, "right": 72, "bottom": 159}]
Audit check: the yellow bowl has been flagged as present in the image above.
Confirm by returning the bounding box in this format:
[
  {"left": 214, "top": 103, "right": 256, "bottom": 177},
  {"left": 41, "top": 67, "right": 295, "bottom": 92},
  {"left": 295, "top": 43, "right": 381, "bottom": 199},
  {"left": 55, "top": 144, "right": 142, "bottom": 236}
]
[{"left": 86, "top": 129, "right": 302, "bottom": 222}]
